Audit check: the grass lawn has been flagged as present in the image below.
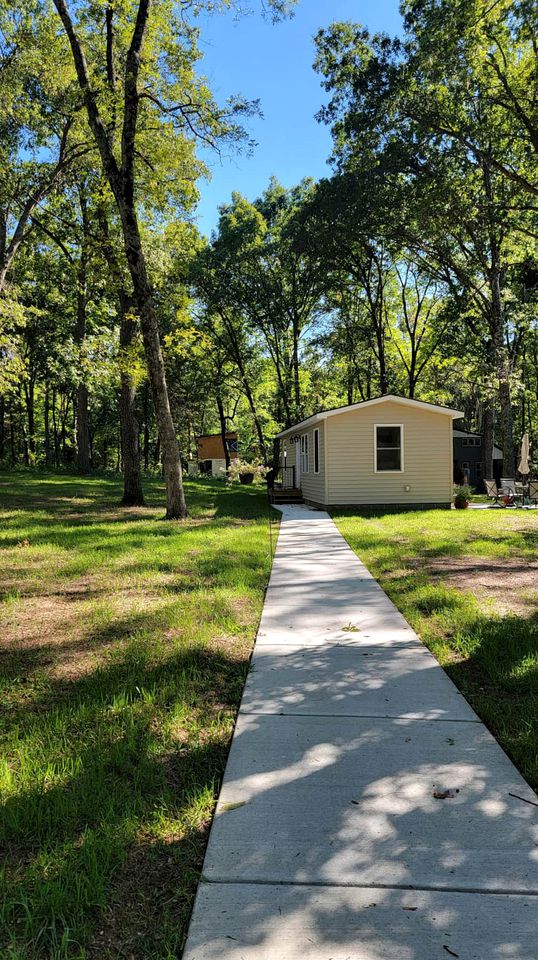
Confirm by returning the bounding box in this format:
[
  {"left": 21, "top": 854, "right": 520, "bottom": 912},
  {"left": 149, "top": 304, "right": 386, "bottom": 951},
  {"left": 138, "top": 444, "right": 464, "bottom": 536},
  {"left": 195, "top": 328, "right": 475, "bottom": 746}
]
[
  {"left": 0, "top": 470, "right": 275, "bottom": 960},
  {"left": 332, "top": 508, "right": 538, "bottom": 792}
]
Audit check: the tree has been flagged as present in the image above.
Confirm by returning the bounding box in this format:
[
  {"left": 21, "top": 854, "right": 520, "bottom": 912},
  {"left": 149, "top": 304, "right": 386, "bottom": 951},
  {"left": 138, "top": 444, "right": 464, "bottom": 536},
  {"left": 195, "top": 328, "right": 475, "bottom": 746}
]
[
  {"left": 0, "top": 2, "right": 90, "bottom": 293},
  {"left": 51, "top": 0, "right": 296, "bottom": 516},
  {"left": 314, "top": 2, "right": 535, "bottom": 476},
  {"left": 200, "top": 181, "right": 325, "bottom": 427}
]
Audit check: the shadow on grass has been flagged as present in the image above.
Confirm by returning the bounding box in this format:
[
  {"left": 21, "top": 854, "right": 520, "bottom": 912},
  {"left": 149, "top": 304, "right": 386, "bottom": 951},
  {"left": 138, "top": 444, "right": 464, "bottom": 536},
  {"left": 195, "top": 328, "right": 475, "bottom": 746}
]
[
  {"left": 0, "top": 643, "right": 248, "bottom": 959},
  {"left": 0, "top": 470, "right": 270, "bottom": 959}
]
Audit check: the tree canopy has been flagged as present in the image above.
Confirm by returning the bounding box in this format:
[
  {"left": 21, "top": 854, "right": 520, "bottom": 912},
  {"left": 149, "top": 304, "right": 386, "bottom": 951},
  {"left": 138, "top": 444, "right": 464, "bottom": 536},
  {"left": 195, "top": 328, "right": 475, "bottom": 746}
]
[{"left": 1, "top": 0, "right": 536, "bottom": 500}]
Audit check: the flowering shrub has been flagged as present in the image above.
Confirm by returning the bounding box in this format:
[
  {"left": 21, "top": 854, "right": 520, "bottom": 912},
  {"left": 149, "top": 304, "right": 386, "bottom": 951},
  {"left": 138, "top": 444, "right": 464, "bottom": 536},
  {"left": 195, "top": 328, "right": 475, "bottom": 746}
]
[{"left": 227, "top": 459, "right": 268, "bottom": 483}]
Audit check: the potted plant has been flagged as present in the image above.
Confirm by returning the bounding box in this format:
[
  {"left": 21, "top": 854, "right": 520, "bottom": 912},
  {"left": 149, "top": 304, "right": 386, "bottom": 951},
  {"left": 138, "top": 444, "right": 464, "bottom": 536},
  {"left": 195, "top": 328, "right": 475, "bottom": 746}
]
[
  {"left": 228, "top": 459, "right": 268, "bottom": 486},
  {"left": 453, "top": 484, "right": 472, "bottom": 509}
]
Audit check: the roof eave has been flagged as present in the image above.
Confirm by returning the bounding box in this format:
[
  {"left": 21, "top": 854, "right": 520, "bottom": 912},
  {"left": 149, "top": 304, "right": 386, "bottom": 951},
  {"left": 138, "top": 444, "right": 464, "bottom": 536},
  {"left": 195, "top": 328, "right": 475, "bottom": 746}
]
[{"left": 276, "top": 396, "right": 464, "bottom": 437}]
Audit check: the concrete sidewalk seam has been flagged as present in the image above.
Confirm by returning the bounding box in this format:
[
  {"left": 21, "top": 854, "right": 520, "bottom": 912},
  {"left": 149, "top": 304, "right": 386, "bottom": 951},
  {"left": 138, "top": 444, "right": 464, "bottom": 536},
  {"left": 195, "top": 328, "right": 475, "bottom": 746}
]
[{"left": 199, "top": 877, "right": 538, "bottom": 898}]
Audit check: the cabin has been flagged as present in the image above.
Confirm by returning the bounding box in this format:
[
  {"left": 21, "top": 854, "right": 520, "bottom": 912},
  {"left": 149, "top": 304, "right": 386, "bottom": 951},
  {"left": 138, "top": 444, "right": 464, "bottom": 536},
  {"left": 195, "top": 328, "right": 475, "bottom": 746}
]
[
  {"left": 453, "top": 429, "right": 503, "bottom": 489},
  {"left": 188, "top": 432, "right": 238, "bottom": 478},
  {"left": 274, "top": 395, "right": 463, "bottom": 509}
]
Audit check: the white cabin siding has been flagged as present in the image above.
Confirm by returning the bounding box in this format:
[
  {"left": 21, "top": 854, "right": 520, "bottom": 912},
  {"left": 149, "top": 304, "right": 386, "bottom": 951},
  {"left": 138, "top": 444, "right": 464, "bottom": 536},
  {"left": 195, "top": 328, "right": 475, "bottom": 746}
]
[
  {"left": 325, "top": 401, "right": 452, "bottom": 505},
  {"left": 298, "top": 423, "right": 326, "bottom": 504}
]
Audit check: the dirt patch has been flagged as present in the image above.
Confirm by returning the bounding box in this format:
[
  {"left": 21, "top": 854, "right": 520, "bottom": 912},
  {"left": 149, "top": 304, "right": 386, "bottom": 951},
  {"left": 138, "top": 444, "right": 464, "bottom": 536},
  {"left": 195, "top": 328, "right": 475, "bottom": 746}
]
[
  {"left": 426, "top": 555, "right": 538, "bottom": 617},
  {"left": 0, "top": 583, "right": 167, "bottom": 682}
]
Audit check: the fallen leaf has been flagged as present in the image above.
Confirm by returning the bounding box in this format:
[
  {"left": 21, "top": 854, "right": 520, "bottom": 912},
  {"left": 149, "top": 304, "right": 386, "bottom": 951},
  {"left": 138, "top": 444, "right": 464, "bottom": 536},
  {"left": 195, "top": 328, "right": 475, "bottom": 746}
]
[
  {"left": 433, "top": 789, "right": 459, "bottom": 800},
  {"left": 403, "top": 906, "right": 417, "bottom": 911},
  {"left": 221, "top": 802, "right": 246, "bottom": 812}
]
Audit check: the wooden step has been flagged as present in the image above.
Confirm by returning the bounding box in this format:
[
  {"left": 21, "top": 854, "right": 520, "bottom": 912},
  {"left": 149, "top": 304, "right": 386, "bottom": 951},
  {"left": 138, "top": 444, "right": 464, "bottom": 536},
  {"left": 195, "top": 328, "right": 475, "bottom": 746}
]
[{"left": 271, "top": 490, "right": 304, "bottom": 504}]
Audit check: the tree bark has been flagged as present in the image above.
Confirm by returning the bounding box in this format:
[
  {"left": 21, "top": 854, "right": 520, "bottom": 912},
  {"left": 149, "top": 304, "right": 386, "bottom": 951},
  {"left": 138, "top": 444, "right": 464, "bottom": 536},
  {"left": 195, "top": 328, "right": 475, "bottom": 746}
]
[
  {"left": 44, "top": 385, "right": 51, "bottom": 465},
  {"left": 216, "top": 394, "right": 231, "bottom": 471},
  {"left": 143, "top": 384, "right": 150, "bottom": 471},
  {"left": 75, "top": 190, "right": 91, "bottom": 475},
  {"left": 8, "top": 400, "right": 16, "bottom": 464},
  {"left": 119, "top": 295, "right": 145, "bottom": 505},
  {"left": 24, "top": 379, "right": 36, "bottom": 457},
  {"left": 481, "top": 402, "right": 495, "bottom": 481},
  {"left": 483, "top": 157, "right": 515, "bottom": 478},
  {"left": 0, "top": 396, "right": 4, "bottom": 461},
  {"left": 292, "top": 316, "right": 301, "bottom": 418},
  {"left": 52, "top": 389, "right": 60, "bottom": 466}
]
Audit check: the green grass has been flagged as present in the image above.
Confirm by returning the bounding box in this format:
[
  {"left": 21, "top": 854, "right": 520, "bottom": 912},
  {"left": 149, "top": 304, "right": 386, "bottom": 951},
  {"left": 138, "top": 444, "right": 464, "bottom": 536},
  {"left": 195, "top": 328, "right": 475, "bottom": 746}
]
[
  {"left": 0, "top": 470, "right": 276, "bottom": 960},
  {"left": 332, "top": 507, "right": 538, "bottom": 791}
]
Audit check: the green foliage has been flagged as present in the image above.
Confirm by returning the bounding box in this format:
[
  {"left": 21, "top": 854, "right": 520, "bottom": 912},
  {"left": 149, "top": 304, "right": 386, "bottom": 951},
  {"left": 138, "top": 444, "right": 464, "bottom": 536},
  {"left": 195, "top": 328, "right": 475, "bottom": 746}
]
[{"left": 453, "top": 484, "right": 473, "bottom": 505}]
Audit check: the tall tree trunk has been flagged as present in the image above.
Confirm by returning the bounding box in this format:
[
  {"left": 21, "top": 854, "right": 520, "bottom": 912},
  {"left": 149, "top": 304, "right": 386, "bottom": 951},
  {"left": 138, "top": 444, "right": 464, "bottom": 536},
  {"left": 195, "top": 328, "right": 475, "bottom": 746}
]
[
  {"left": 498, "top": 379, "right": 515, "bottom": 476},
  {"left": 292, "top": 318, "right": 301, "bottom": 418},
  {"left": 52, "top": 389, "right": 60, "bottom": 467},
  {"left": 481, "top": 402, "right": 495, "bottom": 481},
  {"left": 110, "top": 207, "right": 184, "bottom": 515},
  {"left": 490, "top": 267, "right": 515, "bottom": 476},
  {"left": 24, "top": 379, "right": 36, "bottom": 456},
  {"left": 76, "top": 383, "right": 91, "bottom": 473},
  {"left": 8, "top": 400, "right": 16, "bottom": 464},
  {"left": 143, "top": 384, "right": 150, "bottom": 471},
  {"left": 0, "top": 396, "right": 4, "bottom": 461},
  {"left": 483, "top": 157, "right": 515, "bottom": 477},
  {"left": 19, "top": 388, "right": 29, "bottom": 465},
  {"left": 53, "top": 0, "right": 186, "bottom": 518},
  {"left": 44, "top": 385, "right": 51, "bottom": 466},
  {"left": 216, "top": 394, "right": 231, "bottom": 471},
  {"left": 75, "top": 192, "right": 91, "bottom": 475},
  {"left": 119, "top": 296, "right": 145, "bottom": 505}
]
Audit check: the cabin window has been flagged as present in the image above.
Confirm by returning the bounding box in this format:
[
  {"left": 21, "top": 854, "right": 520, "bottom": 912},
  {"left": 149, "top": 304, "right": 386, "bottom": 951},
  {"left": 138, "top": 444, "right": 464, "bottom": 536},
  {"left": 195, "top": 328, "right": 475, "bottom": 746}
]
[
  {"left": 313, "top": 428, "right": 319, "bottom": 473},
  {"left": 300, "top": 434, "right": 309, "bottom": 474},
  {"left": 375, "top": 425, "right": 403, "bottom": 472}
]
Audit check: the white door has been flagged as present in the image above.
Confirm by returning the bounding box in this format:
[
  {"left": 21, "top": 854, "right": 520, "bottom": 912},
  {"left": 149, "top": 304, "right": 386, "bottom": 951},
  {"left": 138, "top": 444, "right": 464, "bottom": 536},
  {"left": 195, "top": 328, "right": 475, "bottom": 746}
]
[{"left": 295, "top": 438, "right": 301, "bottom": 487}]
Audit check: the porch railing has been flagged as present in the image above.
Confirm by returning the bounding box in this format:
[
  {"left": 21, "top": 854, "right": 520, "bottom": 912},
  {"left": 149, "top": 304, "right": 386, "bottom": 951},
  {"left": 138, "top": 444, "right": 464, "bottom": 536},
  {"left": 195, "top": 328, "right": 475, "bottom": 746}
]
[{"left": 275, "top": 465, "right": 296, "bottom": 489}]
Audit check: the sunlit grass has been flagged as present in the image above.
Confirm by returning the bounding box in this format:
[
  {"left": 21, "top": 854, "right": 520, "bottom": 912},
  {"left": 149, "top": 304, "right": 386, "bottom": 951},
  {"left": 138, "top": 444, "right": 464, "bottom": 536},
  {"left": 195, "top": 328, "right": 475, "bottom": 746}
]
[
  {"left": 333, "top": 508, "right": 538, "bottom": 790},
  {"left": 0, "top": 470, "right": 275, "bottom": 959}
]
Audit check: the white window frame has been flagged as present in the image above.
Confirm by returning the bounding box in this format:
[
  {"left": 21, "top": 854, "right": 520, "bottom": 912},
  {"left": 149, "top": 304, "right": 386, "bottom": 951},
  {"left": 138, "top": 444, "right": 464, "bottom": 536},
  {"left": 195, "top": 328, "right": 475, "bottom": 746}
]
[
  {"left": 313, "top": 428, "right": 319, "bottom": 474},
  {"left": 300, "top": 433, "right": 309, "bottom": 474},
  {"left": 374, "top": 423, "right": 404, "bottom": 473}
]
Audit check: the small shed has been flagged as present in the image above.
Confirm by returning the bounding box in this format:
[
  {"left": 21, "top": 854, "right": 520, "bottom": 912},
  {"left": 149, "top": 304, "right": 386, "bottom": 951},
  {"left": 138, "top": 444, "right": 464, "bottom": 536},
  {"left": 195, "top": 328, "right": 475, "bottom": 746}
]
[
  {"left": 190, "top": 432, "right": 238, "bottom": 478},
  {"left": 275, "top": 395, "right": 463, "bottom": 509}
]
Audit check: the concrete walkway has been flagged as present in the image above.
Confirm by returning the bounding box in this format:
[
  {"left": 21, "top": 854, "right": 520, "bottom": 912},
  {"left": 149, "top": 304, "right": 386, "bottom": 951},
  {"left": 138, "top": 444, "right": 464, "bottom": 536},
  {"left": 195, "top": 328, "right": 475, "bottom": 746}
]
[{"left": 184, "top": 507, "right": 538, "bottom": 960}]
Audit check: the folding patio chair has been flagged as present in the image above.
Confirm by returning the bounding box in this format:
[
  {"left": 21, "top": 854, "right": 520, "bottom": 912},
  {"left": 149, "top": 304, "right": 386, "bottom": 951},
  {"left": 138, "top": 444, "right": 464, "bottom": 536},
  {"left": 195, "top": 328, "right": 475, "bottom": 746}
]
[{"left": 483, "top": 479, "right": 502, "bottom": 503}]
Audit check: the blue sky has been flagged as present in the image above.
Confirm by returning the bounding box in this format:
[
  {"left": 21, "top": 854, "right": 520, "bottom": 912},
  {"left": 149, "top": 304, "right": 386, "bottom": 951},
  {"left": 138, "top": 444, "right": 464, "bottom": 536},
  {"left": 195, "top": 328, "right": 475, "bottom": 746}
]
[{"left": 193, "top": 1, "right": 402, "bottom": 236}]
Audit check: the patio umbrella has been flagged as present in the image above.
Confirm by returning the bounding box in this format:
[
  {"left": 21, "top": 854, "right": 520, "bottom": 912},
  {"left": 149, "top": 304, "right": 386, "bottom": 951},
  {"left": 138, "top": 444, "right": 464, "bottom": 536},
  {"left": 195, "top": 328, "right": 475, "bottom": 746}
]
[{"left": 518, "top": 433, "right": 530, "bottom": 476}]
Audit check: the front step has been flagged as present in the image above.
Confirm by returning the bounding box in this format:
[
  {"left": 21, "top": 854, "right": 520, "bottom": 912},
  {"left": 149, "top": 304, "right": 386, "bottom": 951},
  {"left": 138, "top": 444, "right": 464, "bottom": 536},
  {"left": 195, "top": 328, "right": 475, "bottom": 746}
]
[{"left": 271, "top": 488, "right": 304, "bottom": 505}]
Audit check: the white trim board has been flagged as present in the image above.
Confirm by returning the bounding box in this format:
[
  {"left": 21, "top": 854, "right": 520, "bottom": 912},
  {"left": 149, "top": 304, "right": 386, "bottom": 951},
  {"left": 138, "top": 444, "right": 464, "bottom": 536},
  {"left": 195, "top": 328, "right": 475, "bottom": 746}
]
[{"left": 276, "top": 394, "right": 464, "bottom": 439}]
